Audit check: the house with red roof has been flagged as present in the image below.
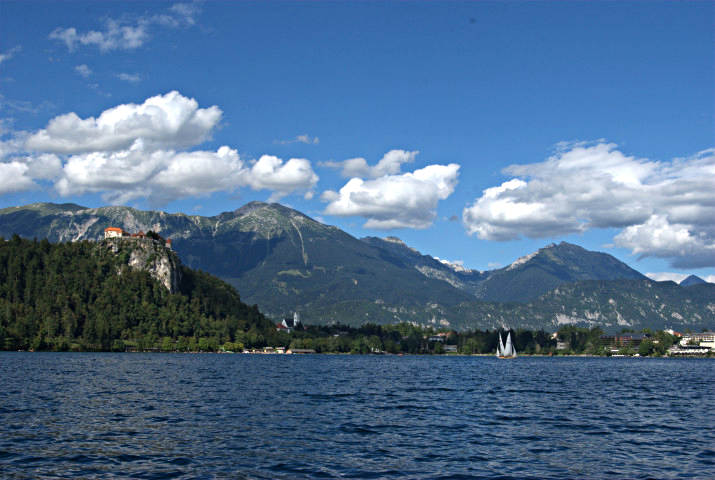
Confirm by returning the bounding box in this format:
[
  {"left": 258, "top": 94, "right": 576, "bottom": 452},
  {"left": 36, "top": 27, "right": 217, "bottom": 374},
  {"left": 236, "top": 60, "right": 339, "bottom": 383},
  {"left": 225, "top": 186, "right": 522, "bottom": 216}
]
[{"left": 104, "top": 227, "right": 128, "bottom": 239}]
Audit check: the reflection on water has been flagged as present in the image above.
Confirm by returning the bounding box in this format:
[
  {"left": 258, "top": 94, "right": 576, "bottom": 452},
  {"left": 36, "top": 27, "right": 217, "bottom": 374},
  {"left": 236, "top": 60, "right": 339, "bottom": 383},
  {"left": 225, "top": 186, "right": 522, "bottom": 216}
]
[{"left": 0, "top": 353, "right": 712, "bottom": 479}]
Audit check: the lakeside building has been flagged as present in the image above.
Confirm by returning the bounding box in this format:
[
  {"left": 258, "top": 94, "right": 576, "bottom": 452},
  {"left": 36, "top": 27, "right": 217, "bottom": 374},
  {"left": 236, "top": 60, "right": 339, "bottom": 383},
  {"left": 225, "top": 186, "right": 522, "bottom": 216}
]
[
  {"left": 679, "top": 332, "right": 715, "bottom": 350},
  {"left": 600, "top": 333, "right": 650, "bottom": 348},
  {"left": 667, "top": 345, "right": 711, "bottom": 356}
]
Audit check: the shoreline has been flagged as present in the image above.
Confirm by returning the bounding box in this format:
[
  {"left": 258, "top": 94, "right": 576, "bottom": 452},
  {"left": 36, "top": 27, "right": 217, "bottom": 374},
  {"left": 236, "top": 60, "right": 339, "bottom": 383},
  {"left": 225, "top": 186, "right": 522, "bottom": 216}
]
[{"left": 5, "top": 350, "right": 713, "bottom": 358}]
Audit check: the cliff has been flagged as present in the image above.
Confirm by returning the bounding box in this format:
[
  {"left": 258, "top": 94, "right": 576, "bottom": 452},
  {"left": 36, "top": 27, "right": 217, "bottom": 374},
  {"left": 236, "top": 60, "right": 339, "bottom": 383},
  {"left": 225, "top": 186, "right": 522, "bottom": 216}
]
[{"left": 103, "top": 237, "right": 182, "bottom": 293}]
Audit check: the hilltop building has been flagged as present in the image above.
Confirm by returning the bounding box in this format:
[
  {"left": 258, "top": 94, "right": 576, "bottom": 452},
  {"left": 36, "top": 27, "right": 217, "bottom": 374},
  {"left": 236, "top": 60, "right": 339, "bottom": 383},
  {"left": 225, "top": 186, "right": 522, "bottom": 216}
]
[
  {"left": 104, "top": 227, "right": 127, "bottom": 239},
  {"left": 104, "top": 227, "right": 171, "bottom": 249}
]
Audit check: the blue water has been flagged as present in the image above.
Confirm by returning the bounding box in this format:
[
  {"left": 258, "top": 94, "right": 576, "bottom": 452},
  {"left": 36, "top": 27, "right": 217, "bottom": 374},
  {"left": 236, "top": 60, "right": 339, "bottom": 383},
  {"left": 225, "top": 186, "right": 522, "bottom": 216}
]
[{"left": 0, "top": 354, "right": 712, "bottom": 479}]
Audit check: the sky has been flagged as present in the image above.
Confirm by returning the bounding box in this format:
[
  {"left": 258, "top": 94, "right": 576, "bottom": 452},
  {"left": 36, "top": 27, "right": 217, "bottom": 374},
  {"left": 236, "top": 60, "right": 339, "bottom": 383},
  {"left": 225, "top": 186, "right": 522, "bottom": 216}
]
[{"left": 0, "top": 1, "right": 713, "bottom": 282}]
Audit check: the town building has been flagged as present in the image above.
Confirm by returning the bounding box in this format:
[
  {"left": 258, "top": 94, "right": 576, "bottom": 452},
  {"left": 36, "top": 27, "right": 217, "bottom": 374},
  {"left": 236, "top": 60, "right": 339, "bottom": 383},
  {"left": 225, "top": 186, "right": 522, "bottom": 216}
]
[
  {"left": 680, "top": 332, "right": 715, "bottom": 350},
  {"left": 600, "top": 333, "right": 650, "bottom": 348}
]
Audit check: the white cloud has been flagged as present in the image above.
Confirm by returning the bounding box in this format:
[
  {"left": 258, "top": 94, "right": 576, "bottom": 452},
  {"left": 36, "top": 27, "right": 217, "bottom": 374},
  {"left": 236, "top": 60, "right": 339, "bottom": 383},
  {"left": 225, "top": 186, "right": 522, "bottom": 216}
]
[
  {"left": 614, "top": 215, "right": 715, "bottom": 269},
  {"left": 50, "top": 22, "right": 148, "bottom": 52},
  {"left": 142, "top": 147, "right": 250, "bottom": 205},
  {"left": 117, "top": 72, "right": 141, "bottom": 83},
  {"left": 463, "top": 143, "right": 715, "bottom": 268},
  {"left": 12, "top": 91, "right": 319, "bottom": 205},
  {"left": 0, "top": 161, "right": 37, "bottom": 194},
  {"left": 49, "top": 3, "right": 200, "bottom": 52},
  {"left": 0, "top": 130, "right": 61, "bottom": 192},
  {"left": 23, "top": 153, "right": 63, "bottom": 180},
  {"left": 0, "top": 46, "right": 21, "bottom": 65},
  {"left": 322, "top": 149, "right": 418, "bottom": 178},
  {"left": 275, "top": 134, "right": 320, "bottom": 145},
  {"left": 323, "top": 161, "right": 460, "bottom": 229},
  {"left": 247, "top": 155, "right": 319, "bottom": 201},
  {"left": 0, "top": 129, "right": 26, "bottom": 158},
  {"left": 53, "top": 144, "right": 318, "bottom": 206},
  {"left": 25, "top": 91, "right": 222, "bottom": 154},
  {"left": 75, "top": 64, "right": 92, "bottom": 78}
]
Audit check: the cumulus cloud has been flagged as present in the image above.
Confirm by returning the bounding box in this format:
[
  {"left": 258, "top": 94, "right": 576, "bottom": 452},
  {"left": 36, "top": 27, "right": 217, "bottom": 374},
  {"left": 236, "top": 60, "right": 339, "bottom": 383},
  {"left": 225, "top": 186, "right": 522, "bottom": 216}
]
[
  {"left": 75, "top": 64, "right": 92, "bottom": 78},
  {"left": 25, "top": 91, "right": 222, "bottom": 154},
  {"left": 247, "top": 155, "right": 319, "bottom": 201},
  {"left": 52, "top": 145, "right": 317, "bottom": 206},
  {"left": 49, "top": 2, "right": 200, "bottom": 52},
  {"left": 0, "top": 161, "right": 37, "bottom": 194},
  {"left": 322, "top": 149, "right": 418, "bottom": 178},
  {"left": 323, "top": 160, "right": 460, "bottom": 229},
  {"left": 59, "top": 145, "right": 248, "bottom": 205},
  {"left": 5, "top": 91, "right": 319, "bottom": 205},
  {"left": 463, "top": 143, "right": 715, "bottom": 268},
  {"left": 614, "top": 215, "right": 715, "bottom": 269},
  {"left": 0, "top": 128, "right": 61, "bottom": 193}
]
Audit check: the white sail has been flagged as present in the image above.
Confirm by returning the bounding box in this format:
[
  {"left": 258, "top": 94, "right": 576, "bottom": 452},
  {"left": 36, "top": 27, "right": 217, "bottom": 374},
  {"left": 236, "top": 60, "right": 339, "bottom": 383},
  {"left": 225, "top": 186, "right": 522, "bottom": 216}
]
[
  {"left": 497, "top": 332, "right": 506, "bottom": 356},
  {"left": 504, "top": 332, "right": 517, "bottom": 358}
]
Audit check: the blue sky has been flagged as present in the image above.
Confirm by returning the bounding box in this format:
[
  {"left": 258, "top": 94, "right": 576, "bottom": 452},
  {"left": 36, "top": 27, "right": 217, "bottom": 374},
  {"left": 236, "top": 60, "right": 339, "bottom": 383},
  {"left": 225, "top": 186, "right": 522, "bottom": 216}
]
[{"left": 1, "top": 1, "right": 713, "bottom": 281}]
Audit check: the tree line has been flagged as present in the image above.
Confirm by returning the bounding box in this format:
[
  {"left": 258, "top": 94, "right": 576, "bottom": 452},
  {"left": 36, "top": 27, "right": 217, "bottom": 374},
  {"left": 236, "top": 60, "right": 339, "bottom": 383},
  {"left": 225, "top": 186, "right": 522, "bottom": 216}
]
[{"left": 0, "top": 235, "right": 683, "bottom": 355}]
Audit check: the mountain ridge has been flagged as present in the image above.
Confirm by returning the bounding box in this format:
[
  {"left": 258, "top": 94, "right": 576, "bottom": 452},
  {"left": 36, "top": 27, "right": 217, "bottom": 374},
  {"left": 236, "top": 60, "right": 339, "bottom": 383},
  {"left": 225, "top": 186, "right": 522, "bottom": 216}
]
[{"left": 0, "top": 201, "right": 711, "bottom": 332}]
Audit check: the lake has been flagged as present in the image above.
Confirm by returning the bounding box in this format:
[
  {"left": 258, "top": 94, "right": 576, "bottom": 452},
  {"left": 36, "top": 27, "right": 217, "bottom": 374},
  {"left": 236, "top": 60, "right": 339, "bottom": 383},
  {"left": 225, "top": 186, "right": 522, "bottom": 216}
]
[{"left": 0, "top": 353, "right": 712, "bottom": 479}]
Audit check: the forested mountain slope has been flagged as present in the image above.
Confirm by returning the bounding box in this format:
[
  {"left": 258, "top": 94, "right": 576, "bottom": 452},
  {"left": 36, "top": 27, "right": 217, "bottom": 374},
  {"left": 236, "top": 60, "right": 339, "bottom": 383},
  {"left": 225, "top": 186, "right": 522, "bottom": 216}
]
[{"left": 0, "top": 235, "right": 273, "bottom": 351}]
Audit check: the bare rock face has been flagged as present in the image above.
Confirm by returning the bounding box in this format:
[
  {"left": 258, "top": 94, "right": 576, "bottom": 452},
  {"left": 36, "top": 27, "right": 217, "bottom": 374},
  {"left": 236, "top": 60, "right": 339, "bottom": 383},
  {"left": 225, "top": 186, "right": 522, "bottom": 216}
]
[{"left": 104, "top": 237, "right": 182, "bottom": 293}]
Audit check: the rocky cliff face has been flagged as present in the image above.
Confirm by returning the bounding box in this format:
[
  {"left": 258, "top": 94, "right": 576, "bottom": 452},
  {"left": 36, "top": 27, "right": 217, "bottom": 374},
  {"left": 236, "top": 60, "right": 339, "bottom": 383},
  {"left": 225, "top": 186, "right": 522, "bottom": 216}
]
[{"left": 103, "top": 237, "right": 182, "bottom": 293}]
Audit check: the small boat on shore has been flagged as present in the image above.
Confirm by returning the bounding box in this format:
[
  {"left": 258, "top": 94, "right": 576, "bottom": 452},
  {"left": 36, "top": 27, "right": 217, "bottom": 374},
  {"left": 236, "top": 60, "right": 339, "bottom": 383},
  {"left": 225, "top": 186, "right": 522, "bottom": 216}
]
[{"left": 496, "top": 331, "right": 517, "bottom": 359}]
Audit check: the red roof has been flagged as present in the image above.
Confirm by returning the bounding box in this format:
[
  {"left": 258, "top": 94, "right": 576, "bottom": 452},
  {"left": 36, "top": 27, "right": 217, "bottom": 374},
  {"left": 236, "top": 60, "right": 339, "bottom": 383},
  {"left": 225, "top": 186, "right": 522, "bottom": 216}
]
[{"left": 105, "top": 227, "right": 124, "bottom": 232}]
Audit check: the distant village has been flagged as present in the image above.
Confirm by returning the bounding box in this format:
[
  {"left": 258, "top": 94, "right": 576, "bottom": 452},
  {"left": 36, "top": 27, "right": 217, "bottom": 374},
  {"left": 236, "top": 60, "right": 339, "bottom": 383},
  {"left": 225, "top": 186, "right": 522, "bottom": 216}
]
[{"left": 235, "top": 322, "right": 715, "bottom": 357}]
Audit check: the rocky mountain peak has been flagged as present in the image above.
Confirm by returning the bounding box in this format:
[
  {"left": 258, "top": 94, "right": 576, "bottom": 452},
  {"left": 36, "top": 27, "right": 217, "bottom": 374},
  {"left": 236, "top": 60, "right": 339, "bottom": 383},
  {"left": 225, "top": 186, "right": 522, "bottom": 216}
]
[
  {"left": 680, "top": 274, "right": 707, "bottom": 287},
  {"left": 234, "top": 201, "right": 269, "bottom": 215}
]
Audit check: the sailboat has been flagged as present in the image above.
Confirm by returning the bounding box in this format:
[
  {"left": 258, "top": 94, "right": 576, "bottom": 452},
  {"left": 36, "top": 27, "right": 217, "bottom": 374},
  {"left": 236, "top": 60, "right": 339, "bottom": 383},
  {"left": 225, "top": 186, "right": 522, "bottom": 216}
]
[{"left": 496, "top": 331, "right": 517, "bottom": 359}]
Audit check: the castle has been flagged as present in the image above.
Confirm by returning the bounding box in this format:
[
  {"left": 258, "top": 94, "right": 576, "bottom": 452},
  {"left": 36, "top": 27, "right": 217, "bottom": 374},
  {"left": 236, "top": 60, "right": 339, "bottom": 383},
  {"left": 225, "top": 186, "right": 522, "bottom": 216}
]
[{"left": 104, "top": 227, "right": 172, "bottom": 249}]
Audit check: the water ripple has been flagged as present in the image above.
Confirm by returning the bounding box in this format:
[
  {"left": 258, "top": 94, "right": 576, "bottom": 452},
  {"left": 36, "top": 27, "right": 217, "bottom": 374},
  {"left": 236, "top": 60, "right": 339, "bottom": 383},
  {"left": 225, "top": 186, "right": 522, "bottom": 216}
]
[{"left": 0, "top": 353, "right": 712, "bottom": 479}]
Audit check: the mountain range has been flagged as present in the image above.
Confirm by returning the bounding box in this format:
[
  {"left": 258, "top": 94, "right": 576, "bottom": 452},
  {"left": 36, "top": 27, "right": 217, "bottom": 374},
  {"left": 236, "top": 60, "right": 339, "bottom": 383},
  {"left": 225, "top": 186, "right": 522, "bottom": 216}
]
[{"left": 0, "top": 202, "right": 712, "bottom": 332}]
